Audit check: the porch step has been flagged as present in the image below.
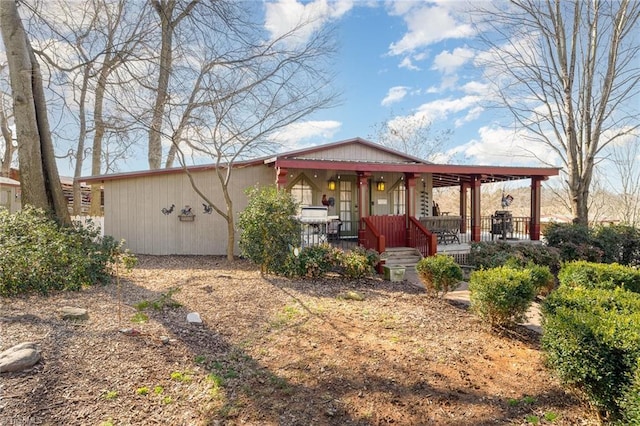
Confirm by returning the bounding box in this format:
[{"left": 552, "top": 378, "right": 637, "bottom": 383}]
[{"left": 381, "top": 247, "right": 423, "bottom": 268}]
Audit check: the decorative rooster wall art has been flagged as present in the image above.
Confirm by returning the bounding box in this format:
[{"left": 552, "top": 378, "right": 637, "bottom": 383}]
[{"left": 161, "top": 204, "right": 175, "bottom": 215}]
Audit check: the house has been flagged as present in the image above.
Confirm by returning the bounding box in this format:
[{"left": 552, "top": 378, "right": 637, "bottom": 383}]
[
  {"left": 80, "top": 138, "right": 560, "bottom": 256},
  {"left": 0, "top": 176, "right": 21, "bottom": 213}
]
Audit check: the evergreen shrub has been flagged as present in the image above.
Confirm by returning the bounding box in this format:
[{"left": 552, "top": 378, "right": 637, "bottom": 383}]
[
  {"left": 558, "top": 261, "right": 640, "bottom": 293},
  {"left": 542, "top": 286, "right": 640, "bottom": 421},
  {"left": 543, "top": 222, "right": 603, "bottom": 262},
  {"left": 238, "top": 186, "right": 300, "bottom": 275},
  {"left": 468, "top": 266, "right": 537, "bottom": 328},
  {"left": 593, "top": 224, "right": 640, "bottom": 267},
  {"left": 0, "top": 207, "right": 121, "bottom": 296},
  {"left": 415, "top": 254, "right": 463, "bottom": 297}
]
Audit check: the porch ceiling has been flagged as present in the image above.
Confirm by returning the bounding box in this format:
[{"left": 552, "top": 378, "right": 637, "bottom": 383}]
[{"left": 270, "top": 158, "right": 560, "bottom": 188}]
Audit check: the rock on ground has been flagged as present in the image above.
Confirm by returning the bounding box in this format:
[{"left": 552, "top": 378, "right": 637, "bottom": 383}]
[{"left": 0, "top": 342, "right": 40, "bottom": 373}]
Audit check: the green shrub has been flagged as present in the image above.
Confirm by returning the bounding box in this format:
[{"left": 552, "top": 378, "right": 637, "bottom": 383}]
[
  {"left": 469, "top": 266, "right": 536, "bottom": 328},
  {"left": 238, "top": 186, "right": 301, "bottom": 275},
  {"left": 338, "top": 248, "right": 375, "bottom": 279},
  {"left": 526, "top": 263, "right": 555, "bottom": 296},
  {"left": 283, "top": 244, "right": 336, "bottom": 278},
  {"left": 543, "top": 222, "right": 603, "bottom": 262},
  {"left": 620, "top": 359, "right": 640, "bottom": 425},
  {"left": 0, "top": 207, "right": 123, "bottom": 296},
  {"left": 593, "top": 225, "right": 640, "bottom": 267},
  {"left": 558, "top": 261, "right": 640, "bottom": 293},
  {"left": 468, "top": 241, "right": 561, "bottom": 275},
  {"left": 468, "top": 241, "right": 514, "bottom": 269},
  {"left": 415, "top": 254, "right": 463, "bottom": 297},
  {"left": 542, "top": 286, "right": 640, "bottom": 420}
]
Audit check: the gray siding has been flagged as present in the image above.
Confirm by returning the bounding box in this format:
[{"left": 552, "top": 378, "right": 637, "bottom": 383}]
[
  {"left": 103, "top": 165, "right": 274, "bottom": 255},
  {"left": 296, "top": 144, "right": 415, "bottom": 164}
]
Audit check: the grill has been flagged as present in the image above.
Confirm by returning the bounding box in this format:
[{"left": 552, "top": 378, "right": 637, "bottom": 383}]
[
  {"left": 299, "top": 206, "right": 329, "bottom": 224},
  {"left": 298, "top": 206, "right": 341, "bottom": 246}
]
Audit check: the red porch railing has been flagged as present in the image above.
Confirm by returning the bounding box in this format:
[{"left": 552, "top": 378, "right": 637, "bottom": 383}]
[
  {"left": 366, "top": 215, "right": 406, "bottom": 247},
  {"left": 360, "top": 215, "right": 437, "bottom": 258},
  {"left": 408, "top": 216, "right": 438, "bottom": 257},
  {"left": 360, "top": 217, "right": 386, "bottom": 254}
]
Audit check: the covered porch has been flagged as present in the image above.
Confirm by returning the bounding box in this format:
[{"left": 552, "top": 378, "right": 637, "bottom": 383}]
[{"left": 267, "top": 138, "right": 559, "bottom": 258}]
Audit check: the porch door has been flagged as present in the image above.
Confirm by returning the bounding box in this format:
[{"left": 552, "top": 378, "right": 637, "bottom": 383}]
[{"left": 338, "top": 179, "right": 357, "bottom": 239}]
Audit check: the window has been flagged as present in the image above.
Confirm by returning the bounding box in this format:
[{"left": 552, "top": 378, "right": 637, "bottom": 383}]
[
  {"left": 392, "top": 183, "right": 405, "bottom": 215},
  {"left": 289, "top": 176, "right": 314, "bottom": 206}
]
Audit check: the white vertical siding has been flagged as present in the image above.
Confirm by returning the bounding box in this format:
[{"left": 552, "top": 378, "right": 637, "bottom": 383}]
[{"left": 102, "top": 165, "right": 274, "bottom": 255}]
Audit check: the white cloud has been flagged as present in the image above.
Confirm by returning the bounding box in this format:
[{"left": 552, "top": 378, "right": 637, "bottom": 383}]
[
  {"left": 268, "top": 120, "right": 342, "bottom": 147},
  {"left": 460, "top": 81, "right": 490, "bottom": 96},
  {"left": 432, "top": 47, "right": 475, "bottom": 75},
  {"left": 398, "top": 57, "right": 420, "bottom": 71},
  {"left": 414, "top": 95, "right": 481, "bottom": 123},
  {"left": 388, "top": 4, "right": 475, "bottom": 56},
  {"left": 264, "top": 0, "right": 353, "bottom": 43},
  {"left": 381, "top": 86, "right": 409, "bottom": 106},
  {"left": 455, "top": 125, "right": 560, "bottom": 166},
  {"left": 454, "top": 106, "right": 484, "bottom": 127}
]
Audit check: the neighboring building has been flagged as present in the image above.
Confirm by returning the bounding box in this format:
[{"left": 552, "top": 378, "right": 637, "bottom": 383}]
[
  {"left": 81, "top": 138, "right": 560, "bottom": 256},
  {"left": 0, "top": 176, "right": 21, "bottom": 213}
]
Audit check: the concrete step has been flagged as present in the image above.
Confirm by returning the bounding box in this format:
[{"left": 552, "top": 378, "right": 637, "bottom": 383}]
[
  {"left": 383, "top": 256, "right": 422, "bottom": 267},
  {"left": 381, "top": 247, "right": 423, "bottom": 268}
]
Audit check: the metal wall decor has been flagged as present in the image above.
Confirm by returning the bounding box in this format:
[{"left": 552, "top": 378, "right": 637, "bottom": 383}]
[
  {"left": 179, "top": 205, "right": 195, "bottom": 222},
  {"left": 161, "top": 204, "right": 175, "bottom": 215}
]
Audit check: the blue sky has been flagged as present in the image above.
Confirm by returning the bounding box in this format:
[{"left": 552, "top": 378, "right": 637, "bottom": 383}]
[{"left": 261, "top": 0, "right": 548, "bottom": 168}]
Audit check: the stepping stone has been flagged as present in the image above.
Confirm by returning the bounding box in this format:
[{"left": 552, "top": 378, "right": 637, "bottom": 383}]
[
  {"left": 0, "top": 342, "right": 40, "bottom": 373},
  {"left": 61, "top": 306, "right": 88, "bottom": 321},
  {"left": 187, "top": 312, "right": 202, "bottom": 324}
]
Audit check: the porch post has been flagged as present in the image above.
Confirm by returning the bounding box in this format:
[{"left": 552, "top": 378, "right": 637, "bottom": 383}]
[
  {"left": 357, "top": 172, "right": 371, "bottom": 218},
  {"left": 276, "top": 167, "right": 288, "bottom": 189},
  {"left": 459, "top": 182, "right": 469, "bottom": 234},
  {"left": 404, "top": 173, "right": 417, "bottom": 218},
  {"left": 470, "top": 175, "right": 481, "bottom": 242},
  {"left": 530, "top": 176, "right": 542, "bottom": 240},
  {"left": 357, "top": 172, "right": 371, "bottom": 245},
  {"left": 405, "top": 173, "right": 418, "bottom": 246}
]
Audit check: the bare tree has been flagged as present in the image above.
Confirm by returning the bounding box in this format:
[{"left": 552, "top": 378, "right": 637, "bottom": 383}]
[
  {"left": 147, "top": 0, "right": 200, "bottom": 170},
  {"left": 170, "top": 17, "right": 339, "bottom": 260},
  {"left": 0, "top": 67, "right": 16, "bottom": 177},
  {"left": 369, "top": 110, "right": 452, "bottom": 161},
  {"left": 606, "top": 136, "right": 640, "bottom": 226},
  {"left": 474, "top": 0, "right": 640, "bottom": 225},
  {"left": 0, "top": 0, "right": 70, "bottom": 224},
  {"left": 29, "top": 0, "right": 151, "bottom": 215}
]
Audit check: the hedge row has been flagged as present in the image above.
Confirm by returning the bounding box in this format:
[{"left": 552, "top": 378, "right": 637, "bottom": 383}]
[{"left": 542, "top": 261, "right": 640, "bottom": 422}]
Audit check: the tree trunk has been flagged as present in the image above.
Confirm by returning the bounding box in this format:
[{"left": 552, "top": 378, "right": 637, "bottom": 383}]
[
  {"left": 1, "top": 1, "right": 70, "bottom": 225},
  {"left": 148, "top": 0, "right": 175, "bottom": 170},
  {"left": 0, "top": 101, "right": 13, "bottom": 177},
  {"left": 72, "top": 66, "right": 91, "bottom": 215},
  {"left": 89, "top": 64, "right": 110, "bottom": 216}
]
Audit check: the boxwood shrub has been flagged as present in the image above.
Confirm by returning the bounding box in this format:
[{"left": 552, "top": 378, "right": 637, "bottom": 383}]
[
  {"left": 0, "top": 207, "right": 121, "bottom": 296},
  {"left": 415, "top": 254, "right": 463, "bottom": 297},
  {"left": 468, "top": 266, "right": 537, "bottom": 328},
  {"left": 558, "top": 260, "right": 640, "bottom": 293},
  {"left": 541, "top": 286, "right": 640, "bottom": 421}
]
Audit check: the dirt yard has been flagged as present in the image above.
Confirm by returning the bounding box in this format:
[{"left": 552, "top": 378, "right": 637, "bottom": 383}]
[{"left": 1, "top": 255, "right": 598, "bottom": 425}]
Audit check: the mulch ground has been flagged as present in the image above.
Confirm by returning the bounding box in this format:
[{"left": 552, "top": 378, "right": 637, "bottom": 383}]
[{"left": 1, "top": 255, "right": 599, "bottom": 425}]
